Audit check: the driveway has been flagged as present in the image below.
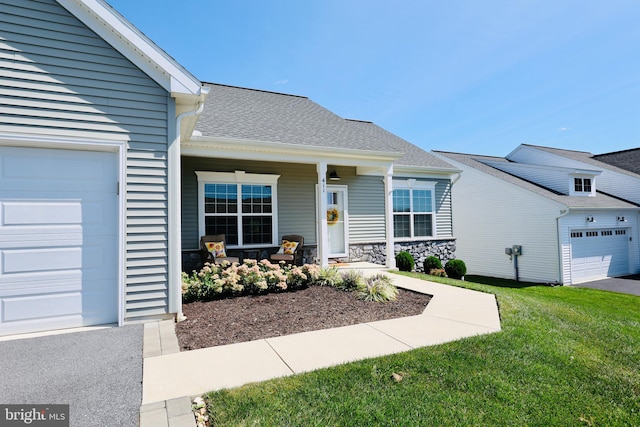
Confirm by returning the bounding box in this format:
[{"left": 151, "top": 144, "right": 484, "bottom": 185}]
[
  {"left": 0, "top": 325, "right": 143, "bottom": 427},
  {"left": 576, "top": 274, "right": 640, "bottom": 296}
]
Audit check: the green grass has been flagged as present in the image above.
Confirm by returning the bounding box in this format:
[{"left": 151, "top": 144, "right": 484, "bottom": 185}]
[{"left": 203, "top": 272, "right": 640, "bottom": 426}]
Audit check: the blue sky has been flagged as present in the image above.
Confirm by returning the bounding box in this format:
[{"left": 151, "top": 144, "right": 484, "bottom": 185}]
[{"left": 108, "top": 0, "right": 640, "bottom": 156}]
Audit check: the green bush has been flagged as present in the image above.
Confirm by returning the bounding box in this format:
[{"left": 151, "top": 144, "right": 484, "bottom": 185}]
[
  {"left": 395, "top": 251, "right": 415, "bottom": 272},
  {"left": 444, "top": 259, "right": 467, "bottom": 279},
  {"left": 424, "top": 256, "right": 442, "bottom": 272},
  {"left": 356, "top": 274, "right": 398, "bottom": 302}
]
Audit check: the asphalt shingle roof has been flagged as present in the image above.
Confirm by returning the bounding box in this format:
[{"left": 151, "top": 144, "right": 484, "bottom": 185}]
[
  {"left": 594, "top": 148, "right": 640, "bottom": 175},
  {"left": 435, "top": 150, "right": 638, "bottom": 209},
  {"left": 195, "top": 83, "right": 455, "bottom": 170}
]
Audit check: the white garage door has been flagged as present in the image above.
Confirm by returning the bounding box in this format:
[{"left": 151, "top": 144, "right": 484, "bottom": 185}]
[
  {"left": 570, "top": 228, "right": 630, "bottom": 284},
  {"left": 0, "top": 146, "right": 118, "bottom": 336}
]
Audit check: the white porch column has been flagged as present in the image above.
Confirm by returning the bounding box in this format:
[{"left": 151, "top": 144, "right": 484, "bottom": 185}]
[
  {"left": 384, "top": 165, "right": 396, "bottom": 269},
  {"left": 316, "top": 162, "right": 329, "bottom": 267}
]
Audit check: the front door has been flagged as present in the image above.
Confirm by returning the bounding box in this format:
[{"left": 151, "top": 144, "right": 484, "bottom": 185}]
[{"left": 327, "top": 186, "right": 348, "bottom": 257}]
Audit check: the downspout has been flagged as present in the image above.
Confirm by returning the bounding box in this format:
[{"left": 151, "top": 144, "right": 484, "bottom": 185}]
[
  {"left": 169, "top": 94, "right": 207, "bottom": 322},
  {"left": 556, "top": 208, "right": 571, "bottom": 285}
]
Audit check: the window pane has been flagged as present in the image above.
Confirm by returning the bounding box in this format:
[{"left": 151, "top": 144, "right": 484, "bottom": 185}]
[
  {"left": 242, "top": 184, "right": 272, "bottom": 215},
  {"left": 583, "top": 178, "right": 592, "bottom": 192},
  {"left": 574, "top": 178, "right": 582, "bottom": 192},
  {"left": 393, "top": 189, "right": 410, "bottom": 213},
  {"left": 413, "top": 189, "right": 432, "bottom": 213},
  {"left": 204, "top": 216, "right": 238, "bottom": 245},
  {"left": 242, "top": 216, "right": 273, "bottom": 244},
  {"left": 204, "top": 184, "right": 237, "bottom": 214},
  {"left": 414, "top": 214, "right": 433, "bottom": 237},
  {"left": 393, "top": 215, "right": 410, "bottom": 238}
]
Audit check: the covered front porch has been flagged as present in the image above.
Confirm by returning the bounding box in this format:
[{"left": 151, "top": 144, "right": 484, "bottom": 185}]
[{"left": 179, "top": 140, "right": 401, "bottom": 272}]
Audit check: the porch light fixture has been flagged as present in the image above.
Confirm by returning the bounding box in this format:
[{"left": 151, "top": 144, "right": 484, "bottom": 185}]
[
  {"left": 586, "top": 216, "right": 595, "bottom": 223},
  {"left": 329, "top": 170, "right": 341, "bottom": 181},
  {"left": 617, "top": 216, "right": 627, "bottom": 222}
]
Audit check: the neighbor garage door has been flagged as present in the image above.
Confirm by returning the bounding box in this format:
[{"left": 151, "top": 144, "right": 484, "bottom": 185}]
[
  {"left": 570, "top": 228, "right": 630, "bottom": 284},
  {"left": 0, "top": 146, "right": 118, "bottom": 336}
]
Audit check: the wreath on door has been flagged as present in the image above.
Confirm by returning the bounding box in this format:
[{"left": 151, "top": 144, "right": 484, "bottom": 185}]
[{"left": 327, "top": 208, "right": 339, "bottom": 225}]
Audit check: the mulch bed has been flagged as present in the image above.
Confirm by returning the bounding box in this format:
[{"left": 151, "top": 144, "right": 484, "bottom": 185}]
[{"left": 176, "top": 286, "right": 431, "bottom": 350}]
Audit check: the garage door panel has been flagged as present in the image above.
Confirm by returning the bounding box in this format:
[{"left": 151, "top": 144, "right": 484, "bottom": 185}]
[
  {"left": 0, "top": 146, "right": 118, "bottom": 336},
  {"left": 571, "top": 228, "right": 630, "bottom": 284}
]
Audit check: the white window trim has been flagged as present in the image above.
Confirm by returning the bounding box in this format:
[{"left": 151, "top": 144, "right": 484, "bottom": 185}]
[
  {"left": 392, "top": 179, "right": 437, "bottom": 240},
  {"left": 569, "top": 174, "right": 596, "bottom": 197},
  {"left": 196, "top": 171, "right": 280, "bottom": 248}
]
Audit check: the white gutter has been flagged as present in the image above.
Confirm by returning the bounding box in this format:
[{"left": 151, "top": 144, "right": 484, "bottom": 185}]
[{"left": 169, "top": 92, "right": 208, "bottom": 322}]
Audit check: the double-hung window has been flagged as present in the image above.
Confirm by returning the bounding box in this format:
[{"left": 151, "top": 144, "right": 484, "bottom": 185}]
[
  {"left": 570, "top": 175, "right": 596, "bottom": 197},
  {"left": 196, "top": 171, "right": 279, "bottom": 247},
  {"left": 392, "top": 180, "right": 435, "bottom": 239}
]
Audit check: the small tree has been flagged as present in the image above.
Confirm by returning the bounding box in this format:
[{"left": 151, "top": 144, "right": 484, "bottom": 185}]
[{"left": 395, "top": 251, "right": 415, "bottom": 272}]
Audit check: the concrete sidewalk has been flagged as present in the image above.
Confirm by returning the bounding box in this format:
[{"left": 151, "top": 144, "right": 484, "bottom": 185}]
[{"left": 140, "top": 264, "right": 501, "bottom": 426}]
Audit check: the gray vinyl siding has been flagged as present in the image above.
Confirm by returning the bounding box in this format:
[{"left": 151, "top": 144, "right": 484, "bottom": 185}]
[
  {"left": 434, "top": 179, "right": 453, "bottom": 237},
  {"left": 181, "top": 157, "right": 318, "bottom": 249},
  {"left": 0, "top": 0, "right": 170, "bottom": 319},
  {"left": 332, "top": 167, "right": 387, "bottom": 243}
]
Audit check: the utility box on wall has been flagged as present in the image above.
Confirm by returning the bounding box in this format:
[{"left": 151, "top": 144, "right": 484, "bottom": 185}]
[{"left": 512, "top": 245, "right": 522, "bottom": 256}]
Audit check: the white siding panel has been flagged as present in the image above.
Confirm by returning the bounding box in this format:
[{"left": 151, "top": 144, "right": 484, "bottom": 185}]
[
  {"left": 447, "top": 156, "right": 564, "bottom": 283},
  {"left": 0, "top": 0, "right": 170, "bottom": 320}
]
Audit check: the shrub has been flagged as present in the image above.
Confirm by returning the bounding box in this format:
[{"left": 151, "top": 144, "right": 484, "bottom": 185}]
[
  {"left": 444, "top": 259, "right": 467, "bottom": 279},
  {"left": 356, "top": 274, "right": 398, "bottom": 302},
  {"left": 395, "top": 251, "right": 415, "bottom": 272},
  {"left": 424, "top": 256, "right": 442, "bottom": 272},
  {"left": 339, "top": 269, "right": 365, "bottom": 291}
]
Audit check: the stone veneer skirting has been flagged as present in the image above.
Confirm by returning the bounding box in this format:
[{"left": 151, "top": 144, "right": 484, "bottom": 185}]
[
  {"left": 349, "top": 239, "right": 457, "bottom": 272},
  {"left": 182, "top": 239, "right": 456, "bottom": 272}
]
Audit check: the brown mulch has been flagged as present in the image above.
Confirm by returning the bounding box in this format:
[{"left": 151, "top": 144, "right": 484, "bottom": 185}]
[{"left": 176, "top": 286, "right": 431, "bottom": 350}]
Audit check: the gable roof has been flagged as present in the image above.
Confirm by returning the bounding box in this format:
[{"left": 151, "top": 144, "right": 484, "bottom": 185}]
[
  {"left": 512, "top": 144, "right": 640, "bottom": 179},
  {"left": 435, "top": 150, "right": 638, "bottom": 209},
  {"left": 57, "top": 0, "right": 203, "bottom": 98},
  {"left": 194, "top": 83, "right": 456, "bottom": 171},
  {"left": 594, "top": 148, "right": 640, "bottom": 175}
]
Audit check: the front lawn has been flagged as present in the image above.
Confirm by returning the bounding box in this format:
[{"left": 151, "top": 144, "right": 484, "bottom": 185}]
[{"left": 203, "top": 272, "right": 640, "bottom": 426}]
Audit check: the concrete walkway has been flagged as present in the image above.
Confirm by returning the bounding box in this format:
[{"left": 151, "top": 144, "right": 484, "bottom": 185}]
[{"left": 140, "top": 264, "right": 501, "bottom": 426}]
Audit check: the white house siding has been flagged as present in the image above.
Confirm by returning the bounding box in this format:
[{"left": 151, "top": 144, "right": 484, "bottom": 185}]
[
  {"left": 558, "top": 211, "right": 639, "bottom": 285},
  {"left": 0, "top": 0, "right": 171, "bottom": 320},
  {"left": 447, "top": 158, "right": 564, "bottom": 283},
  {"left": 482, "top": 161, "right": 571, "bottom": 195},
  {"left": 509, "top": 146, "right": 640, "bottom": 204},
  {"left": 181, "top": 157, "right": 318, "bottom": 249}
]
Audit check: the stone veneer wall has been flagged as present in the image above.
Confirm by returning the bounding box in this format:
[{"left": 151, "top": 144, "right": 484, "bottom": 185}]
[{"left": 349, "top": 239, "right": 457, "bottom": 272}]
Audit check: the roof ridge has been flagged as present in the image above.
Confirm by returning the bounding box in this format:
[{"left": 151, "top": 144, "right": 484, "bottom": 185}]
[
  {"left": 594, "top": 147, "right": 640, "bottom": 157},
  {"left": 521, "top": 143, "right": 593, "bottom": 155},
  {"left": 201, "top": 81, "right": 308, "bottom": 99}
]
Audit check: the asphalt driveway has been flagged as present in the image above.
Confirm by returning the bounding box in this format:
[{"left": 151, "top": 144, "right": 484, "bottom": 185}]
[
  {"left": 576, "top": 274, "right": 640, "bottom": 296},
  {"left": 0, "top": 325, "right": 143, "bottom": 427}
]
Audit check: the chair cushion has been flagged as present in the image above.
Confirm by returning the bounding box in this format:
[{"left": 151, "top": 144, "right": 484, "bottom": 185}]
[
  {"left": 277, "top": 240, "right": 299, "bottom": 255},
  {"left": 270, "top": 253, "right": 294, "bottom": 262},
  {"left": 205, "top": 241, "right": 227, "bottom": 258}
]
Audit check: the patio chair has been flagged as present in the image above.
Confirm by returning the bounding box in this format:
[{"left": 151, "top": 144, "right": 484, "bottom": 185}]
[
  {"left": 269, "top": 235, "right": 304, "bottom": 265},
  {"left": 200, "top": 234, "right": 240, "bottom": 265}
]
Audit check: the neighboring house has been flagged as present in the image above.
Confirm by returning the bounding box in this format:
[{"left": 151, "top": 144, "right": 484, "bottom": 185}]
[
  {"left": 0, "top": 0, "right": 459, "bottom": 337},
  {"left": 181, "top": 83, "right": 461, "bottom": 273},
  {"left": 0, "top": 0, "right": 207, "bottom": 336},
  {"left": 434, "top": 144, "right": 640, "bottom": 285},
  {"left": 593, "top": 148, "right": 640, "bottom": 176}
]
